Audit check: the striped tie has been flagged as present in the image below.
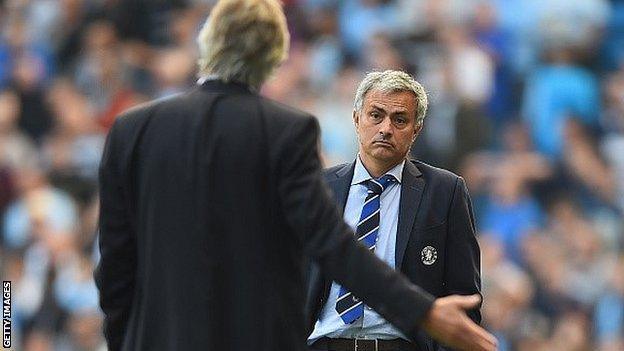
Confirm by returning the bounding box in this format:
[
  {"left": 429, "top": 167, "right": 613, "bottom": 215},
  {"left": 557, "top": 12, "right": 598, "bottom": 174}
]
[{"left": 335, "top": 174, "right": 397, "bottom": 324}]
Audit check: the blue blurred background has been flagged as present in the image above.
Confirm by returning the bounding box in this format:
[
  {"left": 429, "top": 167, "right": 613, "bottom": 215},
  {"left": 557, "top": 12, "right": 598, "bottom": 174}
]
[{"left": 0, "top": 0, "right": 623, "bottom": 350}]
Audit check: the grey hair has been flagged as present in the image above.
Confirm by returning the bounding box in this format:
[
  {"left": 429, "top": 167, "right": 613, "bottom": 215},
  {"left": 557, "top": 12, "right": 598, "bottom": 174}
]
[
  {"left": 196, "top": 0, "right": 289, "bottom": 89},
  {"left": 353, "top": 70, "right": 428, "bottom": 125}
]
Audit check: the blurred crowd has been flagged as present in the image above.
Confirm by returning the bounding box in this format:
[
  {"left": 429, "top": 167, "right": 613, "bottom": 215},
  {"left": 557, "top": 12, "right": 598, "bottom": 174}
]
[{"left": 0, "top": 0, "right": 623, "bottom": 350}]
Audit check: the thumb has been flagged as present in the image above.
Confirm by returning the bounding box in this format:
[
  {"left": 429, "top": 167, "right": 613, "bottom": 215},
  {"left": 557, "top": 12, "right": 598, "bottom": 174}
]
[{"left": 454, "top": 294, "right": 481, "bottom": 310}]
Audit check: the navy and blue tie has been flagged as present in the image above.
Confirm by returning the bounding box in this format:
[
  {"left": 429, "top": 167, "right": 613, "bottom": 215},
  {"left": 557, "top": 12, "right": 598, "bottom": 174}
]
[{"left": 335, "top": 174, "right": 396, "bottom": 324}]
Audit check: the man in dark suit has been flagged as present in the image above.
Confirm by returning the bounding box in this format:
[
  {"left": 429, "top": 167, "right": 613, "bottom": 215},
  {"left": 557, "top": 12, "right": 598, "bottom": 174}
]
[
  {"left": 95, "top": 1, "right": 496, "bottom": 351},
  {"left": 307, "top": 70, "right": 482, "bottom": 351}
]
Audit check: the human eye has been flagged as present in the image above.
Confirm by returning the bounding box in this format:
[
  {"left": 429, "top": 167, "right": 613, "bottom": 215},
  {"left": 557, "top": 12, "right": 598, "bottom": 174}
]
[
  {"left": 393, "top": 116, "right": 407, "bottom": 127},
  {"left": 370, "top": 111, "right": 382, "bottom": 121}
]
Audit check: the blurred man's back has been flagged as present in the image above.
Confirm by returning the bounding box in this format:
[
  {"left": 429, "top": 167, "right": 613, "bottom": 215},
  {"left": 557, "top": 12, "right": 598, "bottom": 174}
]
[{"left": 96, "top": 79, "right": 339, "bottom": 350}]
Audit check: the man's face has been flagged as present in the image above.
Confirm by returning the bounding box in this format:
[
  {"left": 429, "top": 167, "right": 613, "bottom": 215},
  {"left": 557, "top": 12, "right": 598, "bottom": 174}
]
[{"left": 354, "top": 89, "right": 422, "bottom": 167}]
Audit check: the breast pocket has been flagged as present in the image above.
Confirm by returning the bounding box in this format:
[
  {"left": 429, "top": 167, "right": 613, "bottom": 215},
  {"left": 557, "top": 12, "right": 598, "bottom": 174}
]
[
  {"left": 405, "top": 222, "right": 447, "bottom": 295},
  {"left": 415, "top": 222, "right": 446, "bottom": 264}
]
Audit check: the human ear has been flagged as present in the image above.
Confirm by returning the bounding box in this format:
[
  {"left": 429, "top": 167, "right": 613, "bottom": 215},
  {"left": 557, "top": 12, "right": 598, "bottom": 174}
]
[{"left": 413, "top": 122, "right": 423, "bottom": 141}]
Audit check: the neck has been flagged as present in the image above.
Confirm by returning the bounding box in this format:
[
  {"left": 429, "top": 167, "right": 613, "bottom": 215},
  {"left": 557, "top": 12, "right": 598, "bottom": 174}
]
[{"left": 359, "top": 154, "right": 402, "bottom": 178}]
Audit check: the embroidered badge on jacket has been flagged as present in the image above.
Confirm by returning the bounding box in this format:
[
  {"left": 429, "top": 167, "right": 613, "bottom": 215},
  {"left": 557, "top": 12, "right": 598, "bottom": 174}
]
[{"left": 421, "top": 246, "right": 437, "bottom": 265}]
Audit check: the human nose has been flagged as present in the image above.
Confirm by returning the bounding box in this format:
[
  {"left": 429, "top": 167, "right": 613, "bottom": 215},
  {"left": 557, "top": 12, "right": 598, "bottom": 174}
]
[{"left": 378, "top": 117, "right": 393, "bottom": 136}]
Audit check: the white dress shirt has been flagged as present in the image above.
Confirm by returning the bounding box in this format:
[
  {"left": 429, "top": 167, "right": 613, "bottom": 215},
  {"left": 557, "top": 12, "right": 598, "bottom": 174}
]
[{"left": 308, "top": 157, "right": 408, "bottom": 343}]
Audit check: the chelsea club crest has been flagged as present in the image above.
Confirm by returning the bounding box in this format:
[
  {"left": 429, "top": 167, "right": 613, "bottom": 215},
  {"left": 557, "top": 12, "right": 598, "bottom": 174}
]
[{"left": 421, "top": 246, "right": 437, "bottom": 265}]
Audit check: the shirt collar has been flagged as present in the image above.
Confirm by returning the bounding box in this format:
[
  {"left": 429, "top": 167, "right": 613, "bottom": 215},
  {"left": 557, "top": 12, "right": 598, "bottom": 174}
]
[
  {"left": 351, "top": 156, "right": 405, "bottom": 185},
  {"left": 196, "top": 74, "right": 221, "bottom": 85},
  {"left": 197, "top": 74, "right": 257, "bottom": 92}
]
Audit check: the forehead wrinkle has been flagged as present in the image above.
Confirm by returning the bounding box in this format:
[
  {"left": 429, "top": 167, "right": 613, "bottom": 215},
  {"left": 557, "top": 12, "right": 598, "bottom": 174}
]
[
  {"left": 365, "top": 89, "right": 415, "bottom": 115},
  {"left": 368, "top": 101, "right": 409, "bottom": 116}
]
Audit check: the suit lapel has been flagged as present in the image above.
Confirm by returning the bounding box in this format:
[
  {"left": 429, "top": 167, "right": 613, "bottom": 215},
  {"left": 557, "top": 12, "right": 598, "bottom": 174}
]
[
  {"left": 326, "top": 162, "right": 355, "bottom": 213},
  {"left": 396, "top": 161, "right": 424, "bottom": 269}
]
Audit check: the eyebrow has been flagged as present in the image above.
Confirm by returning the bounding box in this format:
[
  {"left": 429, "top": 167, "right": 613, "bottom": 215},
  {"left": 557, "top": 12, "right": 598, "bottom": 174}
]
[
  {"left": 370, "top": 104, "right": 408, "bottom": 116},
  {"left": 369, "top": 104, "right": 386, "bottom": 113}
]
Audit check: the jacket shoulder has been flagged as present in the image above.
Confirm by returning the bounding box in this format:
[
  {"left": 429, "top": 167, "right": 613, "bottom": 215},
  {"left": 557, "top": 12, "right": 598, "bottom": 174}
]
[
  {"left": 113, "top": 93, "right": 183, "bottom": 132},
  {"left": 411, "top": 160, "right": 462, "bottom": 187},
  {"left": 261, "top": 96, "right": 313, "bottom": 119},
  {"left": 322, "top": 163, "right": 349, "bottom": 181},
  {"left": 258, "top": 96, "right": 317, "bottom": 129},
  {"left": 254, "top": 96, "right": 320, "bottom": 152}
]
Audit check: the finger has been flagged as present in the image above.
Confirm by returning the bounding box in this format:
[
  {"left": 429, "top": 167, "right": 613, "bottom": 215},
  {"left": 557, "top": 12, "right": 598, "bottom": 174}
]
[
  {"left": 477, "top": 335, "right": 498, "bottom": 351},
  {"left": 464, "top": 318, "right": 498, "bottom": 351},
  {"left": 448, "top": 320, "right": 491, "bottom": 351},
  {"left": 454, "top": 294, "right": 481, "bottom": 310},
  {"left": 473, "top": 331, "right": 498, "bottom": 351},
  {"left": 460, "top": 330, "right": 496, "bottom": 351},
  {"left": 467, "top": 319, "right": 495, "bottom": 344},
  {"left": 483, "top": 330, "right": 498, "bottom": 349}
]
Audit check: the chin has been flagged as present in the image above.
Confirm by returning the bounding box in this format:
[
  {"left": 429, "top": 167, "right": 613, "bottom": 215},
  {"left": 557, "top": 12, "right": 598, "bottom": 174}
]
[{"left": 371, "top": 151, "right": 400, "bottom": 163}]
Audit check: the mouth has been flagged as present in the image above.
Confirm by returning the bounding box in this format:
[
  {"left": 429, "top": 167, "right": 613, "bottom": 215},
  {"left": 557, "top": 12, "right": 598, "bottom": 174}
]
[{"left": 373, "top": 140, "right": 394, "bottom": 148}]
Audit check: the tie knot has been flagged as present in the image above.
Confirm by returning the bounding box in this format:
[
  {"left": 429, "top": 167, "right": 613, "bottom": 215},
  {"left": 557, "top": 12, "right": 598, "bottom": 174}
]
[{"left": 365, "top": 174, "right": 396, "bottom": 195}]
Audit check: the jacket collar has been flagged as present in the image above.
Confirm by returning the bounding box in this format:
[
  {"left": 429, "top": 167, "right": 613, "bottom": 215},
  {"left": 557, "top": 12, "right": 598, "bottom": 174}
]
[
  {"left": 396, "top": 160, "right": 424, "bottom": 268},
  {"left": 199, "top": 78, "right": 254, "bottom": 94},
  {"left": 328, "top": 158, "right": 424, "bottom": 269},
  {"left": 351, "top": 156, "right": 405, "bottom": 185}
]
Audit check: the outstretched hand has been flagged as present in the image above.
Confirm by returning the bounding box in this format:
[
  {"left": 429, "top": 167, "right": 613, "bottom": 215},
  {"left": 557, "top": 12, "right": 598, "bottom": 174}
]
[{"left": 421, "top": 294, "right": 498, "bottom": 351}]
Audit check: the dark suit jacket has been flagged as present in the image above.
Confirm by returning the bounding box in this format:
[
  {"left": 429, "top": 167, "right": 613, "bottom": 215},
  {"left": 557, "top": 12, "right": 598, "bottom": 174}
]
[
  {"left": 94, "top": 80, "right": 437, "bottom": 351},
  {"left": 305, "top": 160, "right": 482, "bottom": 350}
]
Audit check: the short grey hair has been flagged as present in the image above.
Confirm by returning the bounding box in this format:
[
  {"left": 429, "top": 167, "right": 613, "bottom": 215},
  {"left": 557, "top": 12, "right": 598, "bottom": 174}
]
[
  {"left": 196, "top": 0, "right": 289, "bottom": 89},
  {"left": 354, "top": 70, "right": 428, "bottom": 125}
]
